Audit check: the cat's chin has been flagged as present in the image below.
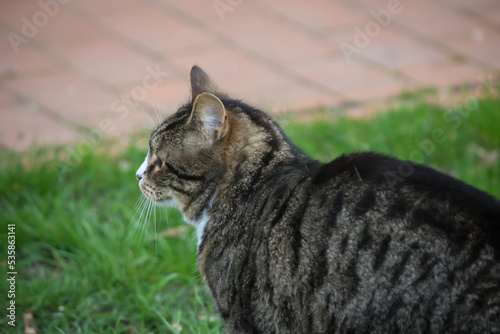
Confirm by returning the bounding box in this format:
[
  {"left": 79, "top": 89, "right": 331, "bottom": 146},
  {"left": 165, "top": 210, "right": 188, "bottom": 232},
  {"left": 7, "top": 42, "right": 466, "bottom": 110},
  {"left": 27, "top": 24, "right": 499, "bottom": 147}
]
[{"left": 155, "top": 197, "right": 179, "bottom": 209}]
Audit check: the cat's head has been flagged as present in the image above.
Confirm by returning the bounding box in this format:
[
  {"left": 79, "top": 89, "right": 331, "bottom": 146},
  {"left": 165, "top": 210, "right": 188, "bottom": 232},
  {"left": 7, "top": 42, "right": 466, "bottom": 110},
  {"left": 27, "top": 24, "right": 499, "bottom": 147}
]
[{"left": 135, "top": 66, "right": 300, "bottom": 223}]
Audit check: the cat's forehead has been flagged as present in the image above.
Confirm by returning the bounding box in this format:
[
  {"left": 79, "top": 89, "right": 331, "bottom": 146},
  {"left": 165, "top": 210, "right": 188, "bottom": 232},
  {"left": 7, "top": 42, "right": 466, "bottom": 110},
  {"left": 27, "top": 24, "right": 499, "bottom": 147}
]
[
  {"left": 148, "top": 133, "right": 162, "bottom": 151},
  {"left": 149, "top": 128, "right": 171, "bottom": 153},
  {"left": 149, "top": 106, "right": 193, "bottom": 151}
]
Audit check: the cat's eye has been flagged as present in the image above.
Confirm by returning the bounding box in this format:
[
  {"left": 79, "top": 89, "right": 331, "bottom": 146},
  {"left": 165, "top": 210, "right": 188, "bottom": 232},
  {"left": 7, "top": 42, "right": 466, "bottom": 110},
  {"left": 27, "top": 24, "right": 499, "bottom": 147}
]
[{"left": 153, "top": 158, "right": 162, "bottom": 167}]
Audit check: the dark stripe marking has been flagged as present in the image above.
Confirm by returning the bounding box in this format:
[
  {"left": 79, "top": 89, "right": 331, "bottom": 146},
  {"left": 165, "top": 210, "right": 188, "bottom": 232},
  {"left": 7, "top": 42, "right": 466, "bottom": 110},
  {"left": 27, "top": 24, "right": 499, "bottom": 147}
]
[
  {"left": 354, "top": 188, "right": 376, "bottom": 216},
  {"left": 327, "top": 191, "right": 343, "bottom": 229},
  {"left": 387, "top": 297, "right": 403, "bottom": 319},
  {"left": 373, "top": 235, "right": 391, "bottom": 272},
  {"left": 456, "top": 241, "right": 484, "bottom": 272},
  {"left": 308, "top": 191, "right": 344, "bottom": 288},
  {"left": 413, "top": 257, "right": 439, "bottom": 286},
  {"left": 310, "top": 247, "right": 329, "bottom": 289},
  {"left": 345, "top": 259, "right": 360, "bottom": 297},
  {"left": 388, "top": 197, "right": 408, "bottom": 219},
  {"left": 411, "top": 209, "right": 469, "bottom": 251},
  {"left": 269, "top": 179, "right": 307, "bottom": 228},
  {"left": 170, "top": 185, "right": 189, "bottom": 196},
  {"left": 291, "top": 192, "right": 311, "bottom": 268},
  {"left": 358, "top": 224, "right": 373, "bottom": 251},
  {"left": 390, "top": 251, "right": 411, "bottom": 284},
  {"left": 340, "top": 235, "right": 349, "bottom": 255},
  {"left": 150, "top": 109, "right": 190, "bottom": 145},
  {"left": 165, "top": 162, "right": 205, "bottom": 182}
]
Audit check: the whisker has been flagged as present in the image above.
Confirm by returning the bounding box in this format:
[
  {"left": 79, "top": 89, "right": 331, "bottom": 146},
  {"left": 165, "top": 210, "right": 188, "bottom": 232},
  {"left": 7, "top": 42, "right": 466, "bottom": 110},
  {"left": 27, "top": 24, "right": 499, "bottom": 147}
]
[
  {"left": 137, "top": 102, "right": 158, "bottom": 128},
  {"left": 127, "top": 195, "right": 147, "bottom": 241},
  {"left": 154, "top": 197, "right": 158, "bottom": 259},
  {"left": 165, "top": 207, "right": 169, "bottom": 229},
  {"left": 132, "top": 194, "right": 146, "bottom": 212},
  {"left": 146, "top": 90, "right": 162, "bottom": 125},
  {"left": 133, "top": 198, "right": 149, "bottom": 239},
  {"left": 142, "top": 199, "right": 152, "bottom": 243},
  {"left": 135, "top": 139, "right": 150, "bottom": 151},
  {"left": 156, "top": 94, "right": 162, "bottom": 123},
  {"left": 135, "top": 197, "right": 149, "bottom": 242},
  {"left": 160, "top": 204, "right": 163, "bottom": 231},
  {"left": 145, "top": 199, "right": 154, "bottom": 244}
]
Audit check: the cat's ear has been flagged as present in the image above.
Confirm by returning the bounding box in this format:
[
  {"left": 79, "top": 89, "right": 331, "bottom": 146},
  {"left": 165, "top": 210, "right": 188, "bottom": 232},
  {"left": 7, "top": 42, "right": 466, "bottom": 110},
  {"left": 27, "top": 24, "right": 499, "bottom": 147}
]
[
  {"left": 189, "top": 92, "right": 229, "bottom": 142},
  {"left": 190, "top": 66, "right": 220, "bottom": 103}
]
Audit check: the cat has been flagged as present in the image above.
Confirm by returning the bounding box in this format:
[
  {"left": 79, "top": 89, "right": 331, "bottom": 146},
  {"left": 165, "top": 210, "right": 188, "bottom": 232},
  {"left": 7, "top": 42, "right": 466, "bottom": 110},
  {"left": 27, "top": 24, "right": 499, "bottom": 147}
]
[{"left": 136, "top": 66, "right": 500, "bottom": 333}]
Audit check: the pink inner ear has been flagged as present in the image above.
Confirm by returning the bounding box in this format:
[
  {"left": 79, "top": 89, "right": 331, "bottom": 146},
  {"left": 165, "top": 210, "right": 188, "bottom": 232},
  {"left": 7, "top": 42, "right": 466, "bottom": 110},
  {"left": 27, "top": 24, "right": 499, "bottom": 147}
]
[{"left": 191, "top": 93, "right": 228, "bottom": 140}]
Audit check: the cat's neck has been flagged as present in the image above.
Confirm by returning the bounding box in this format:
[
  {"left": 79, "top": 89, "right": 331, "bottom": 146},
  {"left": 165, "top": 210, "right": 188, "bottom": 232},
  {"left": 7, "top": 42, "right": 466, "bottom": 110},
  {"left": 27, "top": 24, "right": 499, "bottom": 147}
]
[
  {"left": 184, "top": 108, "right": 317, "bottom": 227},
  {"left": 224, "top": 109, "right": 314, "bottom": 189}
]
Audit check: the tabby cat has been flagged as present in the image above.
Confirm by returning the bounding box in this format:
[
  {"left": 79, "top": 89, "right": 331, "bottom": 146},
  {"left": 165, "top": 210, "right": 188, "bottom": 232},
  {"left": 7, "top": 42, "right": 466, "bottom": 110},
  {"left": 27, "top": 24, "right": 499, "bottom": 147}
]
[{"left": 135, "top": 66, "right": 500, "bottom": 333}]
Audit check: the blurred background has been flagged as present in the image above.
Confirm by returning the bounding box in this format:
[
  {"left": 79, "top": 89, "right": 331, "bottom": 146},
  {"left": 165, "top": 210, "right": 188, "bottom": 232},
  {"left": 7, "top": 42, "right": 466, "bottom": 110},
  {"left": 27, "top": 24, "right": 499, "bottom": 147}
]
[
  {"left": 1, "top": 0, "right": 499, "bottom": 151},
  {"left": 1, "top": 1, "right": 499, "bottom": 332}
]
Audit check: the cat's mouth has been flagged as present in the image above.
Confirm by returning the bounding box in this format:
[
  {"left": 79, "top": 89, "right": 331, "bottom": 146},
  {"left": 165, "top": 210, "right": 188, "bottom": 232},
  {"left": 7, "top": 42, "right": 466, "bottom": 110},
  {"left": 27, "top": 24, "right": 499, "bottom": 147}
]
[
  {"left": 139, "top": 180, "right": 166, "bottom": 202},
  {"left": 139, "top": 182, "right": 171, "bottom": 203},
  {"left": 143, "top": 192, "right": 174, "bottom": 205}
]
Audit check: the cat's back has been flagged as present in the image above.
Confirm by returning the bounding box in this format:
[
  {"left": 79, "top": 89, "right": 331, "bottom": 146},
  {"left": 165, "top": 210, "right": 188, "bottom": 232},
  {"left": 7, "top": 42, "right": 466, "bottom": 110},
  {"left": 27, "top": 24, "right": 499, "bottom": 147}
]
[
  {"left": 311, "top": 152, "right": 500, "bottom": 247},
  {"left": 245, "top": 152, "right": 500, "bottom": 333}
]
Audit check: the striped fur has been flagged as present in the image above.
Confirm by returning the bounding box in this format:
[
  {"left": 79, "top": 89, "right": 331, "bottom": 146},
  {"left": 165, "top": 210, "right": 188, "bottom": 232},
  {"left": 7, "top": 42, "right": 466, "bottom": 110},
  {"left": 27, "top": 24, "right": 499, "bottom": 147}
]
[{"left": 137, "top": 66, "right": 500, "bottom": 333}]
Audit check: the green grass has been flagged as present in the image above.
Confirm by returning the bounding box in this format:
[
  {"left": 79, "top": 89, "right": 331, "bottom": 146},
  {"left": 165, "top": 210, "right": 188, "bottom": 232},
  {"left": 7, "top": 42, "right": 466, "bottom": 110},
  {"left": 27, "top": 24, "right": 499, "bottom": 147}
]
[{"left": 1, "top": 92, "right": 499, "bottom": 333}]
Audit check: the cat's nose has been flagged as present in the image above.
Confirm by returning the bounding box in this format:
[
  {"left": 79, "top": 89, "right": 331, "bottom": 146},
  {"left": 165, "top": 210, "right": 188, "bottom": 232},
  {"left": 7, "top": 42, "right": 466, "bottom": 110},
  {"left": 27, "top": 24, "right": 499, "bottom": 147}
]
[{"left": 137, "top": 157, "right": 148, "bottom": 182}]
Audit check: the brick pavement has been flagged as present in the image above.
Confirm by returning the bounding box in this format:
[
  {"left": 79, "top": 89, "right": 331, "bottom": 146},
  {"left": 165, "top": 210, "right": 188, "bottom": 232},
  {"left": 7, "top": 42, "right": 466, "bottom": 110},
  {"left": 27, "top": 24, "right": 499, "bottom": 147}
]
[{"left": 0, "top": 0, "right": 499, "bottom": 150}]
